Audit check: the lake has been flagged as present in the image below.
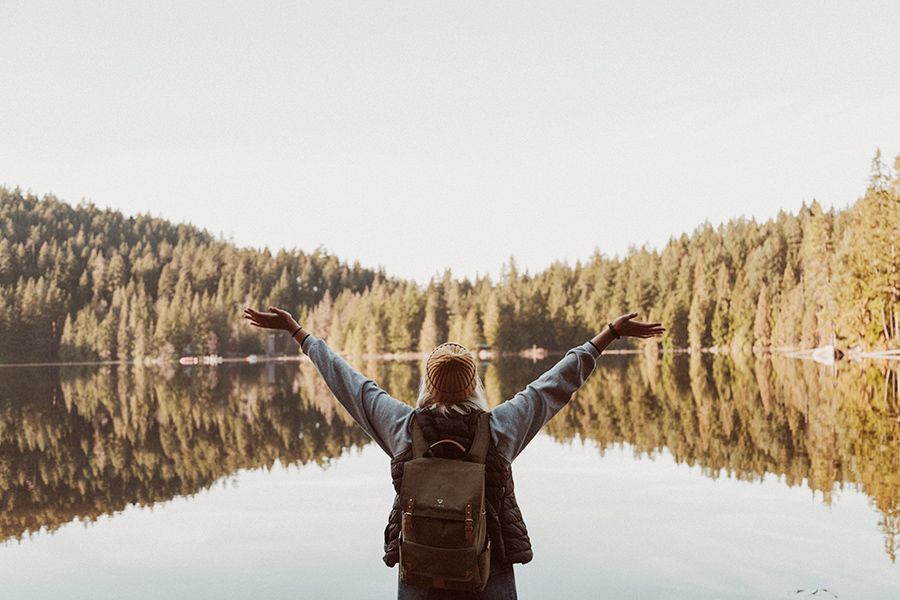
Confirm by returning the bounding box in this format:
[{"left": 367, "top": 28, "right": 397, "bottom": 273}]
[{"left": 1, "top": 352, "right": 898, "bottom": 599}]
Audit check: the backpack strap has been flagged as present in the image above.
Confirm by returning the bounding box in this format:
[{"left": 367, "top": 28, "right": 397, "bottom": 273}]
[
  {"left": 411, "top": 410, "right": 491, "bottom": 463},
  {"left": 411, "top": 417, "right": 429, "bottom": 459},
  {"left": 464, "top": 412, "right": 491, "bottom": 464}
]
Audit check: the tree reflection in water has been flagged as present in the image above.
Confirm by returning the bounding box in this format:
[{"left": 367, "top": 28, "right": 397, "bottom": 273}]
[{"left": 0, "top": 353, "right": 897, "bottom": 560}]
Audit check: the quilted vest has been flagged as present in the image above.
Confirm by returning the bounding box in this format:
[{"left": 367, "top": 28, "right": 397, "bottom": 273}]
[{"left": 383, "top": 406, "right": 534, "bottom": 569}]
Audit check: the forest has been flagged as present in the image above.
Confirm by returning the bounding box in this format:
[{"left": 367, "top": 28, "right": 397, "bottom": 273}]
[{"left": 0, "top": 150, "right": 898, "bottom": 364}]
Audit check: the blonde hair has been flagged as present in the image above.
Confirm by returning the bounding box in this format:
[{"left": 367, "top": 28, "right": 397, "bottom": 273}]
[{"left": 415, "top": 372, "right": 489, "bottom": 415}]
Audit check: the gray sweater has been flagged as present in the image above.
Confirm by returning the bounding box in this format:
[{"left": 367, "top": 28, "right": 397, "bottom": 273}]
[{"left": 300, "top": 335, "right": 601, "bottom": 463}]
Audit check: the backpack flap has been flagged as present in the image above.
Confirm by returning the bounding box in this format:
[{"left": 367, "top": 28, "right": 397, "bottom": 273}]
[{"left": 400, "top": 457, "right": 485, "bottom": 544}]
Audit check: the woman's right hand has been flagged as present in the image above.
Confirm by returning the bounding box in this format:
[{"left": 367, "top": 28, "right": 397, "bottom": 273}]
[{"left": 611, "top": 312, "right": 665, "bottom": 338}]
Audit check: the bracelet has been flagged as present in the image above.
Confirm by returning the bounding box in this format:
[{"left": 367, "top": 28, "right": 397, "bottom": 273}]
[
  {"left": 607, "top": 322, "right": 620, "bottom": 339},
  {"left": 290, "top": 325, "right": 303, "bottom": 339}
]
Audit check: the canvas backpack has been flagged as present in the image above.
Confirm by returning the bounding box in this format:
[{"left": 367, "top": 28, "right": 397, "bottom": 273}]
[{"left": 398, "top": 411, "right": 492, "bottom": 592}]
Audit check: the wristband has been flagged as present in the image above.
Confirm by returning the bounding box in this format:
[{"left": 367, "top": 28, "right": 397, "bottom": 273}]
[
  {"left": 607, "top": 322, "right": 620, "bottom": 339},
  {"left": 291, "top": 325, "right": 303, "bottom": 339}
]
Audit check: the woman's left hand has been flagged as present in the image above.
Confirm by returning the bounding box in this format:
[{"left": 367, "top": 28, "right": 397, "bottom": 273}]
[
  {"left": 611, "top": 312, "right": 665, "bottom": 338},
  {"left": 243, "top": 306, "right": 300, "bottom": 332}
]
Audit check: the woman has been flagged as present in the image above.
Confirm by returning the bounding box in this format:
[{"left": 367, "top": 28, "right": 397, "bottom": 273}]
[{"left": 244, "top": 306, "right": 664, "bottom": 599}]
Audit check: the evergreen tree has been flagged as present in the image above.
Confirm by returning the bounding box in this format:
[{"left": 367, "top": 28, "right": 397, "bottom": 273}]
[{"left": 2, "top": 151, "right": 899, "bottom": 363}]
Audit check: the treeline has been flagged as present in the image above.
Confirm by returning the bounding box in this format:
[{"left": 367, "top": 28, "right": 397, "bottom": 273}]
[
  {"left": 304, "top": 150, "right": 900, "bottom": 356},
  {"left": 0, "top": 190, "right": 381, "bottom": 363},
  {"left": 1, "top": 150, "right": 898, "bottom": 363}
]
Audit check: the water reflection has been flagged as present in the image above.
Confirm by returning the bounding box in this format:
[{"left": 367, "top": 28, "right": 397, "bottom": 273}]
[{"left": 0, "top": 353, "right": 897, "bottom": 561}]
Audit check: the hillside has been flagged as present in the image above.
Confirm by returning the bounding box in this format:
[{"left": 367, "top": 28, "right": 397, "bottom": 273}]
[
  {"left": 0, "top": 151, "right": 898, "bottom": 363},
  {"left": 0, "top": 190, "right": 382, "bottom": 363}
]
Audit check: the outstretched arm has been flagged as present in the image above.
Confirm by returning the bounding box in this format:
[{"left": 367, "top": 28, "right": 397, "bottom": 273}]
[
  {"left": 490, "top": 312, "right": 664, "bottom": 462},
  {"left": 244, "top": 307, "right": 413, "bottom": 458}
]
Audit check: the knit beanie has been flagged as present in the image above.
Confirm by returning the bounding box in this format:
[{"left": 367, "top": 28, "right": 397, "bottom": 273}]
[{"left": 425, "top": 342, "right": 477, "bottom": 405}]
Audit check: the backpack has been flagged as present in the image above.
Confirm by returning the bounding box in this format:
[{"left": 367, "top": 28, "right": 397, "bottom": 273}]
[{"left": 398, "top": 411, "right": 492, "bottom": 592}]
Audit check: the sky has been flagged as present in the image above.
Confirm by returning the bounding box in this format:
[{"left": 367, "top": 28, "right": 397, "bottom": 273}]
[{"left": 1, "top": 1, "right": 899, "bottom": 285}]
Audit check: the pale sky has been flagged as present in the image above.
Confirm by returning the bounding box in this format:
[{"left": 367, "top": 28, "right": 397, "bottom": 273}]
[{"left": 2, "top": 1, "right": 898, "bottom": 284}]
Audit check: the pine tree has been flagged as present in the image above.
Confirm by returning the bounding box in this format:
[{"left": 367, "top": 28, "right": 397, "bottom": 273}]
[
  {"left": 419, "top": 290, "right": 442, "bottom": 352},
  {"left": 688, "top": 255, "right": 713, "bottom": 350},
  {"left": 459, "top": 306, "right": 481, "bottom": 351},
  {"left": 753, "top": 284, "right": 771, "bottom": 350},
  {"left": 835, "top": 151, "right": 900, "bottom": 348}
]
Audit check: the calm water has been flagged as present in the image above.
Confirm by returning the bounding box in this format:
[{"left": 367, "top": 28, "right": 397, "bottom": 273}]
[{"left": 0, "top": 353, "right": 898, "bottom": 599}]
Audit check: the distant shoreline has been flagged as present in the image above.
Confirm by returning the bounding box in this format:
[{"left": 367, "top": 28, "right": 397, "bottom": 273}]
[{"left": 1, "top": 346, "right": 896, "bottom": 368}]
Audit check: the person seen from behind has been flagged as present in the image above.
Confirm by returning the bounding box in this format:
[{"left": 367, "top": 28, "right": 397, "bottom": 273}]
[{"left": 244, "top": 306, "right": 664, "bottom": 599}]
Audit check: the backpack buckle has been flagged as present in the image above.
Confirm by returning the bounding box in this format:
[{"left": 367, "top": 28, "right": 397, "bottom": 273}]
[
  {"left": 464, "top": 503, "right": 473, "bottom": 542},
  {"left": 403, "top": 497, "right": 415, "bottom": 533}
]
